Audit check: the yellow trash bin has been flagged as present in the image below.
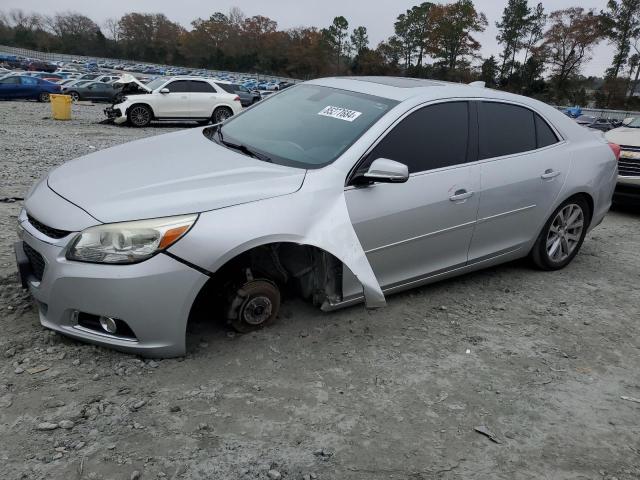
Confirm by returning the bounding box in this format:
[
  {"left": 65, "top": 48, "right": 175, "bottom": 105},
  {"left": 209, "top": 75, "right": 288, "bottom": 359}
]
[{"left": 50, "top": 94, "right": 72, "bottom": 120}]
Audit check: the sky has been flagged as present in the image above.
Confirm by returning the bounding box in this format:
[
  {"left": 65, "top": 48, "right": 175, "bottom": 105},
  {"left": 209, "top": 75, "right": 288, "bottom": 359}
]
[{"left": 1, "top": 0, "right": 613, "bottom": 76}]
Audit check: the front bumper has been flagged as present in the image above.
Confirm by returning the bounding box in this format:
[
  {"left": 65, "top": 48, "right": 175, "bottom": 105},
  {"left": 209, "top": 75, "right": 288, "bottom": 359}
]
[
  {"left": 17, "top": 215, "right": 208, "bottom": 357},
  {"left": 104, "top": 106, "right": 127, "bottom": 124}
]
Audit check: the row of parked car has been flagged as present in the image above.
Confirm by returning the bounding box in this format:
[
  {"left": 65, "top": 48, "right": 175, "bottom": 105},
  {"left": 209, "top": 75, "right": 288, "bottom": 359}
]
[{"left": 0, "top": 59, "right": 291, "bottom": 127}]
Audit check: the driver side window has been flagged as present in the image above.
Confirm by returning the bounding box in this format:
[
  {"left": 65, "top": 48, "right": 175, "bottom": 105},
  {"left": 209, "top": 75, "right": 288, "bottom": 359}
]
[
  {"left": 165, "top": 81, "right": 190, "bottom": 93},
  {"left": 361, "top": 101, "right": 471, "bottom": 175}
]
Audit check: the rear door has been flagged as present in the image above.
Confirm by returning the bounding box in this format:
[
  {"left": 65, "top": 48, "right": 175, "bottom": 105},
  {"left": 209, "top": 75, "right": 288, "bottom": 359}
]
[
  {"left": 189, "top": 80, "right": 219, "bottom": 118},
  {"left": 158, "top": 80, "right": 191, "bottom": 117},
  {"left": 345, "top": 101, "right": 481, "bottom": 293},
  {"left": 467, "top": 101, "right": 568, "bottom": 262}
]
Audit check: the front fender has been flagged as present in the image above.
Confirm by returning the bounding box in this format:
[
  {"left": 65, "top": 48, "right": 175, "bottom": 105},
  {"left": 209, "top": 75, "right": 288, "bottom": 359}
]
[{"left": 167, "top": 168, "right": 386, "bottom": 308}]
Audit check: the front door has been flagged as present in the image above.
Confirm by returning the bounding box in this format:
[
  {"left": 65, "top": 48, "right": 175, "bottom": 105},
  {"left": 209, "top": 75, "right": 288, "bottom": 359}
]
[
  {"left": 468, "top": 101, "right": 569, "bottom": 262},
  {"left": 345, "top": 101, "right": 480, "bottom": 295},
  {"left": 158, "top": 80, "right": 191, "bottom": 117}
]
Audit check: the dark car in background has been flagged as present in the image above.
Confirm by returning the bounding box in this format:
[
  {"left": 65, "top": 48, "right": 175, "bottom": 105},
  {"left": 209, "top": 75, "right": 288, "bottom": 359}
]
[
  {"left": 26, "top": 60, "right": 57, "bottom": 73},
  {"left": 0, "top": 75, "right": 61, "bottom": 101},
  {"left": 215, "top": 81, "right": 261, "bottom": 107},
  {"left": 64, "top": 81, "right": 121, "bottom": 102},
  {"left": 575, "top": 115, "right": 622, "bottom": 132}
]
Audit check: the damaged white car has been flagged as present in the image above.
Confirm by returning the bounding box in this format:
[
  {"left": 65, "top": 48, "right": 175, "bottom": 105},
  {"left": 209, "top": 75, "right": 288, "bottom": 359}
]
[
  {"left": 105, "top": 74, "right": 242, "bottom": 127},
  {"left": 16, "top": 77, "right": 617, "bottom": 357}
]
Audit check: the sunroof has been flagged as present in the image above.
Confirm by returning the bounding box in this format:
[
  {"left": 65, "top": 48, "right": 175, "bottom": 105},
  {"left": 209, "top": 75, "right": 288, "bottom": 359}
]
[{"left": 351, "top": 76, "right": 444, "bottom": 88}]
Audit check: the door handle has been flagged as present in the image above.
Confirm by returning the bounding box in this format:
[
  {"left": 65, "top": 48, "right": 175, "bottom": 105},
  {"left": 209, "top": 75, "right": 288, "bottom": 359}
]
[
  {"left": 449, "top": 189, "right": 474, "bottom": 202},
  {"left": 541, "top": 169, "right": 561, "bottom": 180}
]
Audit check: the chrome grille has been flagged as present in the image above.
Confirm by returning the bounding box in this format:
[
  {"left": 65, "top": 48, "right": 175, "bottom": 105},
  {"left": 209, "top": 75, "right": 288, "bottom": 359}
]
[{"left": 27, "top": 214, "right": 71, "bottom": 239}]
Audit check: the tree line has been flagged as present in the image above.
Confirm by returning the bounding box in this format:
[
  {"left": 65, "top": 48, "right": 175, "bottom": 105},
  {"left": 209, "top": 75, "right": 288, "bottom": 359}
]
[{"left": 0, "top": 1, "right": 638, "bottom": 108}]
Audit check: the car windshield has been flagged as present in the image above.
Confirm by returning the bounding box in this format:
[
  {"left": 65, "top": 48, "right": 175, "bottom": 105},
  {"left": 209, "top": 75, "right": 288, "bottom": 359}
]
[
  {"left": 210, "top": 84, "right": 398, "bottom": 169},
  {"left": 626, "top": 117, "right": 640, "bottom": 128},
  {"left": 145, "top": 78, "right": 166, "bottom": 90}
]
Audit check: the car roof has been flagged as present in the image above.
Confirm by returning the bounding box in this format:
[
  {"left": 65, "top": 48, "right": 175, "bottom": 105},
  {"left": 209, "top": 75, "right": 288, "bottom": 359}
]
[{"left": 307, "top": 76, "right": 542, "bottom": 105}]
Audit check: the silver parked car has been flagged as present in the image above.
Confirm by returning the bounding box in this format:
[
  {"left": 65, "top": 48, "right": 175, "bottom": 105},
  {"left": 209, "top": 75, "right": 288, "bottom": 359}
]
[{"left": 16, "top": 77, "right": 619, "bottom": 357}]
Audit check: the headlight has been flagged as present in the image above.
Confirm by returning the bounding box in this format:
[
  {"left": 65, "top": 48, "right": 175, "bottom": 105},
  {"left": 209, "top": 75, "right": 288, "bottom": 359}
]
[{"left": 66, "top": 214, "right": 197, "bottom": 264}]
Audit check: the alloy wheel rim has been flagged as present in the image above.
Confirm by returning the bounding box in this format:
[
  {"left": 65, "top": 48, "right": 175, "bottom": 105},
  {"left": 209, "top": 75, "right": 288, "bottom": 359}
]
[
  {"left": 131, "top": 107, "right": 149, "bottom": 125},
  {"left": 546, "top": 203, "right": 584, "bottom": 262},
  {"left": 216, "top": 109, "right": 230, "bottom": 122},
  {"left": 242, "top": 296, "right": 273, "bottom": 325},
  {"left": 71, "top": 93, "right": 79, "bottom": 101}
]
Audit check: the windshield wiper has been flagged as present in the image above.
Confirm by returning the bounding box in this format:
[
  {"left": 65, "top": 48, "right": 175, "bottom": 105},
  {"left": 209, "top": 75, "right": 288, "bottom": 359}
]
[{"left": 216, "top": 126, "right": 272, "bottom": 163}]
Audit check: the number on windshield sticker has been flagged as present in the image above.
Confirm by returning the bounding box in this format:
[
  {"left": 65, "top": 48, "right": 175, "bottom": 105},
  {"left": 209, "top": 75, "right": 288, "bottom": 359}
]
[{"left": 318, "top": 106, "right": 363, "bottom": 122}]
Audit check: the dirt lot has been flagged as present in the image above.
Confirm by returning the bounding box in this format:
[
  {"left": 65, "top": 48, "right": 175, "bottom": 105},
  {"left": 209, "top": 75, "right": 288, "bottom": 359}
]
[{"left": 1, "top": 100, "right": 640, "bottom": 480}]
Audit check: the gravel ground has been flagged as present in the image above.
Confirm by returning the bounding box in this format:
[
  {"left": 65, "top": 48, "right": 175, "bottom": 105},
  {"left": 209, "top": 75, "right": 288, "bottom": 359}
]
[{"left": 1, "top": 100, "right": 640, "bottom": 480}]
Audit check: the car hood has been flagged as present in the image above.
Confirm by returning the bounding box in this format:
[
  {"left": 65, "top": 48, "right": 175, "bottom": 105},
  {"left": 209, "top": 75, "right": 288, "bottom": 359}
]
[
  {"left": 47, "top": 128, "right": 306, "bottom": 223},
  {"left": 114, "top": 73, "right": 151, "bottom": 93},
  {"left": 605, "top": 126, "right": 640, "bottom": 146}
]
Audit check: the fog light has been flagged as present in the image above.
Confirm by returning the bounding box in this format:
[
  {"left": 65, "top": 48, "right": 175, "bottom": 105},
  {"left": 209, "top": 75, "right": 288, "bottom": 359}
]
[{"left": 99, "top": 316, "right": 117, "bottom": 334}]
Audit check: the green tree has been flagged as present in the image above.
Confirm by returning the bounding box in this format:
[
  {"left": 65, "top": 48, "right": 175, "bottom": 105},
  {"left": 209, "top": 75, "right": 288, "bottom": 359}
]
[
  {"left": 496, "top": 0, "right": 532, "bottom": 81},
  {"left": 602, "top": 0, "right": 640, "bottom": 80},
  {"left": 428, "top": 0, "right": 488, "bottom": 73},
  {"left": 480, "top": 55, "right": 499, "bottom": 86},
  {"left": 393, "top": 3, "right": 434, "bottom": 68},
  {"left": 322, "top": 16, "right": 349, "bottom": 73},
  {"left": 350, "top": 26, "right": 369, "bottom": 55}
]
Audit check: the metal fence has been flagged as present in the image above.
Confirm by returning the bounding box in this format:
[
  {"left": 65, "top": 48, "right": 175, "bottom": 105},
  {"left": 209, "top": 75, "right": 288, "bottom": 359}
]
[
  {"left": 0, "top": 44, "right": 300, "bottom": 84},
  {"left": 555, "top": 105, "right": 640, "bottom": 121}
]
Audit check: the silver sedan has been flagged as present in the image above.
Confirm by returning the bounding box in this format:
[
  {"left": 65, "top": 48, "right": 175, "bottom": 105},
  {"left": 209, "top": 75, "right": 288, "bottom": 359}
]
[{"left": 16, "top": 76, "right": 619, "bottom": 357}]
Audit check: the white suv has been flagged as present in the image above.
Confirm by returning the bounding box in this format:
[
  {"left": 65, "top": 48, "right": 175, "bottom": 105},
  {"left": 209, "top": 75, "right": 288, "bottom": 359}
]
[{"left": 105, "top": 76, "right": 242, "bottom": 127}]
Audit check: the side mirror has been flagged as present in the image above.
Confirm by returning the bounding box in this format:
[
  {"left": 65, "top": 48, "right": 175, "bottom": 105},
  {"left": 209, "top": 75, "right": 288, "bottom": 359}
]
[
  {"left": 360, "top": 158, "right": 409, "bottom": 184},
  {"left": 160, "top": 88, "right": 170, "bottom": 94}
]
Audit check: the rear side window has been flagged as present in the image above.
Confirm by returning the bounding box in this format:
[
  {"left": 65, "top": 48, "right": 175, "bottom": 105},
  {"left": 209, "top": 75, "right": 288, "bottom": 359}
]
[
  {"left": 21, "top": 77, "right": 37, "bottom": 85},
  {"left": 165, "top": 80, "right": 190, "bottom": 93},
  {"left": 479, "top": 102, "right": 535, "bottom": 159},
  {"left": 535, "top": 114, "right": 559, "bottom": 148},
  {"left": 217, "top": 83, "right": 235, "bottom": 93},
  {"left": 366, "top": 102, "right": 469, "bottom": 174},
  {"left": 191, "top": 81, "right": 216, "bottom": 93}
]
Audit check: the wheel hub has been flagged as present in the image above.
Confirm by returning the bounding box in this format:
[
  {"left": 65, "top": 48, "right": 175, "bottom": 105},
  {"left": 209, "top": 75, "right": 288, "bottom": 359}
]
[{"left": 242, "top": 296, "right": 273, "bottom": 325}]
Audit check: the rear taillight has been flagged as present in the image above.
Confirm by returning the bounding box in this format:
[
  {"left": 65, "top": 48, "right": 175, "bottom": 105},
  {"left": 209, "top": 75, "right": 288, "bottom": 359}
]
[
  {"left": 608, "top": 142, "right": 621, "bottom": 160},
  {"left": 233, "top": 95, "right": 241, "bottom": 102}
]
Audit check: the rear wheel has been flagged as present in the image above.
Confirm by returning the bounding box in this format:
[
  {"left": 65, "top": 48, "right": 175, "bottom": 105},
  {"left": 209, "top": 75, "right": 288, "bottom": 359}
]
[
  {"left": 226, "top": 279, "right": 280, "bottom": 333},
  {"left": 128, "top": 104, "right": 152, "bottom": 127},
  {"left": 531, "top": 196, "right": 590, "bottom": 270},
  {"left": 38, "top": 92, "right": 50, "bottom": 102},
  {"left": 68, "top": 91, "right": 80, "bottom": 102},
  {"left": 212, "top": 106, "right": 233, "bottom": 124}
]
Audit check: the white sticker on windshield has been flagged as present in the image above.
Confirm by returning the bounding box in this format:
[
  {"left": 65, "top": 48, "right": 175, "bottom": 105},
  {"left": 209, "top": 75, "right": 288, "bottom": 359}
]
[{"left": 318, "top": 106, "right": 363, "bottom": 122}]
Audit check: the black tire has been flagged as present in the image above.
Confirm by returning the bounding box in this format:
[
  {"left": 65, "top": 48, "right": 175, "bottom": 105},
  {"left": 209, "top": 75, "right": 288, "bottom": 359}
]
[
  {"left": 212, "top": 106, "right": 233, "bottom": 124},
  {"left": 38, "top": 92, "right": 50, "bottom": 102},
  {"left": 531, "top": 196, "right": 591, "bottom": 271},
  {"left": 226, "top": 279, "right": 280, "bottom": 333},
  {"left": 127, "top": 104, "right": 152, "bottom": 128},
  {"left": 68, "top": 91, "right": 80, "bottom": 102}
]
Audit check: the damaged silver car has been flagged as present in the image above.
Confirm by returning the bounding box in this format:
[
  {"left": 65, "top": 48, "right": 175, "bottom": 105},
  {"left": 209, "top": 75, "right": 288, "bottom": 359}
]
[{"left": 15, "top": 76, "right": 618, "bottom": 357}]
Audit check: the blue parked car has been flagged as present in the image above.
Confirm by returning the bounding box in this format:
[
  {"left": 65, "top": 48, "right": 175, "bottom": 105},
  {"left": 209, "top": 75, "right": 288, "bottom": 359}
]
[{"left": 0, "top": 75, "right": 61, "bottom": 101}]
